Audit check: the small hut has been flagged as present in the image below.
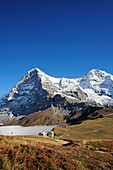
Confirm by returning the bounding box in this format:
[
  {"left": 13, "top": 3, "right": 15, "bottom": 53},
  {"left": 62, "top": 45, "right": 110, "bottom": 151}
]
[
  {"left": 47, "top": 131, "right": 54, "bottom": 138},
  {"left": 39, "top": 132, "right": 47, "bottom": 137},
  {"left": 43, "top": 132, "right": 47, "bottom": 137},
  {"left": 39, "top": 132, "right": 43, "bottom": 136}
]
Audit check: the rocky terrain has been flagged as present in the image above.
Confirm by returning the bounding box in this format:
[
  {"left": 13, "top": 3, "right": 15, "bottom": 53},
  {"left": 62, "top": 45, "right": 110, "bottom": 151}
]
[
  {"left": 0, "top": 68, "right": 113, "bottom": 123},
  {"left": 3, "top": 106, "right": 113, "bottom": 127}
]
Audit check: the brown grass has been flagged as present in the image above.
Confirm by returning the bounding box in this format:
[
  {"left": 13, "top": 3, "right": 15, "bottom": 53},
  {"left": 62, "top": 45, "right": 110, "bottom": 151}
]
[
  {"left": 53, "top": 116, "right": 113, "bottom": 141},
  {"left": 53, "top": 127, "right": 67, "bottom": 136},
  {"left": 4, "top": 107, "right": 66, "bottom": 126},
  {"left": 0, "top": 135, "right": 68, "bottom": 146},
  {"left": 0, "top": 135, "right": 113, "bottom": 169}
]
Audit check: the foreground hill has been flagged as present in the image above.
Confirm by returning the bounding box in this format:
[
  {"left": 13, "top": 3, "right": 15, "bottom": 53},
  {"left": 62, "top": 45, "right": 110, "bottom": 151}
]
[
  {"left": 0, "top": 68, "right": 113, "bottom": 121},
  {"left": 0, "top": 135, "right": 113, "bottom": 169}
]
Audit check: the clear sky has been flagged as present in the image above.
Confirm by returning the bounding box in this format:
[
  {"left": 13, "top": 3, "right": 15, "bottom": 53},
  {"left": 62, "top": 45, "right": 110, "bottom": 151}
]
[{"left": 0, "top": 0, "right": 113, "bottom": 96}]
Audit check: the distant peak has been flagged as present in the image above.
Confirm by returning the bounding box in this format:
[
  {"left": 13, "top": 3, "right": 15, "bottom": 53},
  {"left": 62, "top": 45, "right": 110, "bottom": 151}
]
[
  {"left": 88, "top": 69, "right": 108, "bottom": 75},
  {"left": 90, "top": 69, "right": 103, "bottom": 73},
  {"left": 27, "top": 68, "right": 47, "bottom": 76},
  {"left": 84, "top": 69, "right": 110, "bottom": 80},
  {"left": 28, "top": 68, "right": 42, "bottom": 73}
]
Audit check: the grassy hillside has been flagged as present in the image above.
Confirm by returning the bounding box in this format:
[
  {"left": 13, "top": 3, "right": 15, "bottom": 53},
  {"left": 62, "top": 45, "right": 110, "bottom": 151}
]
[
  {"left": 65, "top": 107, "right": 113, "bottom": 125},
  {"left": 0, "top": 135, "right": 113, "bottom": 169},
  {"left": 4, "top": 107, "right": 113, "bottom": 128},
  {"left": 53, "top": 109, "right": 113, "bottom": 141},
  {"left": 1, "top": 107, "right": 113, "bottom": 169},
  {"left": 4, "top": 107, "right": 66, "bottom": 126}
]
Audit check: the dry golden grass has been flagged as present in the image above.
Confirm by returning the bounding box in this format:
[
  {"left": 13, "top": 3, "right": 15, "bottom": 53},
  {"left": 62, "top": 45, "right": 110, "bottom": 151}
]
[
  {"left": 0, "top": 135, "right": 113, "bottom": 169},
  {"left": 53, "top": 116, "right": 113, "bottom": 141},
  {"left": 0, "top": 135, "right": 68, "bottom": 146},
  {"left": 53, "top": 127, "right": 67, "bottom": 136},
  {"left": 4, "top": 107, "right": 66, "bottom": 126}
]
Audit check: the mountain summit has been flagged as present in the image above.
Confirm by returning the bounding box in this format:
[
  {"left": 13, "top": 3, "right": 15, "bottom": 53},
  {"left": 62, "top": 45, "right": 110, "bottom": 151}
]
[{"left": 0, "top": 68, "right": 113, "bottom": 117}]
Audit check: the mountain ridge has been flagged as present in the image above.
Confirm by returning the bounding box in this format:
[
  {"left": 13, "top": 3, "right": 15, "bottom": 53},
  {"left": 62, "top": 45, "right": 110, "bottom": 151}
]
[{"left": 0, "top": 68, "right": 113, "bottom": 120}]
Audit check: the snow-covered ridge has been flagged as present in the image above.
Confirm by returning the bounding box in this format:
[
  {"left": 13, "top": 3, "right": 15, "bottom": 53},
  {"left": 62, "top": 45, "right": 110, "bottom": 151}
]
[
  {"left": 0, "top": 68, "right": 113, "bottom": 116},
  {"left": 2, "top": 68, "right": 113, "bottom": 101}
]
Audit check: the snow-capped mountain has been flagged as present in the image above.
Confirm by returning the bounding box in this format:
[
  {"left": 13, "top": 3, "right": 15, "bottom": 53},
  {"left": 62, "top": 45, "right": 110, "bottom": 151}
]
[
  {"left": 0, "top": 68, "right": 113, "bottom": 117},
  {"left": 76, "top": 69, "right": 113, "bottom": 106}
]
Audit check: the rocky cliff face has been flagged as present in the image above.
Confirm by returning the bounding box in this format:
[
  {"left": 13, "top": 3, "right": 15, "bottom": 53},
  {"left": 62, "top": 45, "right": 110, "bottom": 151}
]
[{"left": 0, "top": 68, "right": 113, "bottom": 118}]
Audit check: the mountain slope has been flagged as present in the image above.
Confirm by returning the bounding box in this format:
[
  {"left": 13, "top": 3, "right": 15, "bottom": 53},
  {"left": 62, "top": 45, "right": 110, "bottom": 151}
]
[
  {"left": 4, "top": 107, "right": 66, "bottom": 126},
  {"left": 77, "top": 69, "right": 113, "bottom": 106},
  {"left": 0, "top": 68, "right": 113, "bottom": 119},
  {"left": 4, "top": 107, "right": 113, "bottom": 127}
]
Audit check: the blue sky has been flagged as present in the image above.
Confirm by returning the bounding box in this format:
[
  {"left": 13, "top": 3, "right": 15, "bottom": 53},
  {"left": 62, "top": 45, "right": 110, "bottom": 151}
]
[{"left": 0, "top": 0, "right": 113, "bottom": 96}]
